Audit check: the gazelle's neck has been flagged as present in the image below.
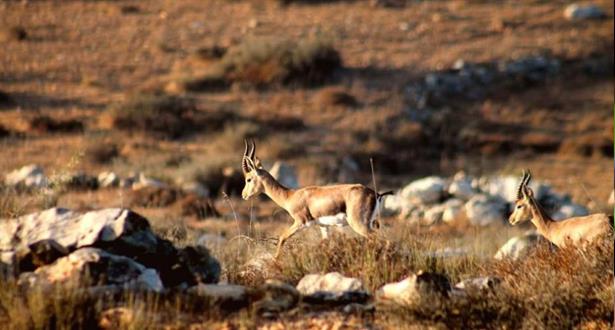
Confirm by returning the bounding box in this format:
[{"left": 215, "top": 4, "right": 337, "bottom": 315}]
[
  {"left": 261, "top": 172, "right": 292, "bottom": 209},
  {"left": 528, "top": 197, "right": 554, "bottom": 237}
]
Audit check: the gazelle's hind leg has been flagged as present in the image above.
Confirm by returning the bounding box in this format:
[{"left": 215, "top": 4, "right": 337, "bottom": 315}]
[
  {"left": 346, "top": 188, "right": 377, "bottom": 238},
  {"left": 346, "top": 207, "right": 371, "bottom": 238}
]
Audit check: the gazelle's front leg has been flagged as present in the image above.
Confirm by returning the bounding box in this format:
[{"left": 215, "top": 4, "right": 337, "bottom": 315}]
[
  {"left": 274, "top": 219, "right": 304, "bottom": 259},
  {"left": 319, "top": 226, "right": 330, "bottom": 239}
]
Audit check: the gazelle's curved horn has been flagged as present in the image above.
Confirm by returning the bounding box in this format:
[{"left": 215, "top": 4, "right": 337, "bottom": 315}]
[
  {"left": 516, "top": 170, "right": 530, "bottom": 200},
  {"left": 242, "top": 139, "right": 250, "bottom": 174},
  {"left": 524, "top": 169, "right": 532, "bottom": 186},
  {"left": 249, "top": 139, "right": 256, "bottom": 161}
]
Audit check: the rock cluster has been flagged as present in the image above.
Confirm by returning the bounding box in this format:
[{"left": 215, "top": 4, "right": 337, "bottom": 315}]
[
  {"left": 564, "top": 4, "right": 606, "bottom": 20},
  {"left": 406, "top": 55, "right": 561, "bottom": 111},
  {"left": 385, "top": 171, "right": 588, "bottom": 227},
  {"left": 0, "top": 207, "right": 221, "bottom": 290}
]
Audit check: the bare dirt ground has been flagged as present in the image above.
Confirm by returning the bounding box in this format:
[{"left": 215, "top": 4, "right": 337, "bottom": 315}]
[{"left": 0, "top": 0, "right": 613, "bottom": 328}]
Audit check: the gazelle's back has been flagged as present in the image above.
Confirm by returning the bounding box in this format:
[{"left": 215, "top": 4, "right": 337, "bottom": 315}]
[{"left": 551, "top": 213, "right": 612, "bottom": 246}]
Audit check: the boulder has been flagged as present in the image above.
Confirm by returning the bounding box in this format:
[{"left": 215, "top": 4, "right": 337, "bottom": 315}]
[
  {"left": 0, "top": 208, "right": 158, "bottom": 266},
  {"left": 399, "top": 204, "right": 427, "bottom": 224},
  {"left": 176, "top": 245, "right": 221, "bottom": 284},
  {"left": 253, "top": 279, "right": 300, "bottom": 315},
  {"left": 564, "top": 4, "right": 606, "bottom": 20},
  {"left": 297, "top": 272, "right": 364, "bottom": 295},
  {"left": 0, "top": 207, "right": 220, "bottom": 286},
  {"left": 296, "top": 272, "right": 367, "bottom": 304},
  {"left": 187, "top": 284, "right": 249, "bottom": 311},
  {"left": 455, "top": 276, "right": 501, "bottom": 291},
  {"left": 22, "top": 239, "right": 69, "bottom": 269},
  {"left": 423, "top": 204, "right": 445, "bottom": 226},
  {"left": 552, "top": 203, "right": 588, "bottom": 221},
  {"left": 479, "top": 175, "right": 548, "bottom": 203},
  {"left": 269, "top": 161, "right": 299, "bottom": 189},
  {"left": 400, "top": 176, "right": 446, "bottom": 204},
  {"left": 180, "top": 181, "right": 210, "bottom": 198},
  {"left": 98, "top": 171, "right": 120, "bottom": 188},
  {"left": 382, "top": 193, "right": 404, "bottom": 216},
  {"left": 448, "top": 172, "right": 475, "bottom": 201},
  {"left": 377, "top": 271, "right": 451, "bottom": 306},
  {"left": 464, "top": 194, "right": 507, "bottom": 226},
  {"left": 442, "top": 198, "right": 464, "bottom": 224},
  {"left": 18, "top": 248, "right": 163, "bottom": 292},
  {"left": 132, "top": 173, "right": 166, "bottom": 190},
  {"left": 494, "top": 233, "right": 541, "bottom": 260},
  {"left": 4, "top": 164, "right": 48, "bottom": 189}
]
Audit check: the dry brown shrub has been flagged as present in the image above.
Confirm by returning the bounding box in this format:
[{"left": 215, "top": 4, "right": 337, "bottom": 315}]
[
  {"left": 178, "top": 194, "right": 220, "bottom": 219},
  {"left": 86, "top": 143, "right": 119, "bottom": 165},
  {"left": 183, "top": 36, "right": 341, "bottom": 90},
  {"left": 27, "top": 115, "right": 84, "bottom": 134},
  {"left": 316, "top": 87, "right": 359, "bottom": 108},
  {"left": 129, "top": 187, "right": 181, "bottom": 208},
  {"left": 0, "top": 89, "right": 14, "bottom": 108},
  {"left": 485, "top": 239, "right": 614, "bottom": 328},
  {"left": 0, "top": 26, "right": 27, "bottom": 42},
  {"left": 559, "top": 134, "right": 613, "bottom": 158},
  {"left": 104, "top": 93, "right": 234, "bottom": 139}
]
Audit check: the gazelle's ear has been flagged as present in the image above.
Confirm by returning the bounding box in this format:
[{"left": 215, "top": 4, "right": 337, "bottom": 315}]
[
  {"left": 254, "top": 157, "right": 263, "bottom": 169},
  {"left": 245, "top": 157, "right": 257, "bottom": 172},
  {"left": 524, "top": 186, "right": 534, "bottom": 199}
]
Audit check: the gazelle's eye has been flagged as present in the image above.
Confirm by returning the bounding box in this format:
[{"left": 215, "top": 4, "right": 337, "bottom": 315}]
[
  {"left": 247, "top": 178, "right": 252, "bottom": 183},
  {"left": 516, "top": 205, "right": 522, "bottom": 209}
]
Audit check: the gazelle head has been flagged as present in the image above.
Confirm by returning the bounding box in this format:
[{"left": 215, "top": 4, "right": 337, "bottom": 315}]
[
  {"left": 509, "top": 169, "right": 534, "bottom": 225},
  {"left": 241, "top": 139, "right": 265, "bottom": 200}
]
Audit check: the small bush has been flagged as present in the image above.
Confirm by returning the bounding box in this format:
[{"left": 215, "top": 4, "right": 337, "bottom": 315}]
[
  {"left": 0, "top": 26, "right": 27, "bottom": 42},
  {"left": 27, "top": 115, "right": 84, "bottom": 134},
  {"left": 0, "top": 89, "right": 14, "bottom": 108},
  {"left": 316, "top": 87, "right": 359, "bottom": 108},
  {"left": 178, "top": 194, "right": 220, "bottom": 219},
  {"left": 184, "top": 37, "right": 341, "bottom": 90},
  {"left": 86, "top": 143, "right": 119, "bottom": 164},
  {"left": 0, "top": 124, "right": 12, "bottom": 138},
  {"left": 129, "top": 186, "right": 181, "bottom": 208}
]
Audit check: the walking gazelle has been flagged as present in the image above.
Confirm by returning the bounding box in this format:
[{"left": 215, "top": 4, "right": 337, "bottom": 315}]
[
  {"left": 508, "top": 169, "right": 613, "bottom": 247},
  {"left": 241, "top": 140, "right": 393, "bottom": 259}
]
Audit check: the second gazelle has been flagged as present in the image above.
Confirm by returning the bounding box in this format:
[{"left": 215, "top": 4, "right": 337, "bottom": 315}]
[
  {"left": 509, "top": 169, "right": 612, "bottom": 247},
  {"left": 241, "top": 140, "right": 392, "bottom": 259}
]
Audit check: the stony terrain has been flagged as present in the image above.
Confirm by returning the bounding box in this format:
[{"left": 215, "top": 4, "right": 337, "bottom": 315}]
[{"left": 0, "top": 0, "right": 613, "bottom": 329}]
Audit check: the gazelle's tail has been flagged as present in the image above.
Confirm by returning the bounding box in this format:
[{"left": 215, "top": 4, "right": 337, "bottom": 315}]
[{"left": 377, "top": 191, "right": 394, "bottom": 201}]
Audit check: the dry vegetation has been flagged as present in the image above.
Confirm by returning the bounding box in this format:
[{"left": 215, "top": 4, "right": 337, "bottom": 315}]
[
  {"left": 0, "top": 0, "right": 613, "bottom": 328},
  {"left": 0, "top": 211, "right": 612, "bottom": 329}
]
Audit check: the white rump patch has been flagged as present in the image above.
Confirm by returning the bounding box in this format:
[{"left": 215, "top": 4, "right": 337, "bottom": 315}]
[
  {"left": 369, "top": 198, "right": 381, "bottom": 230},
  {"left": 316, "top": 213, "right": 348, "bottom": 227}
]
